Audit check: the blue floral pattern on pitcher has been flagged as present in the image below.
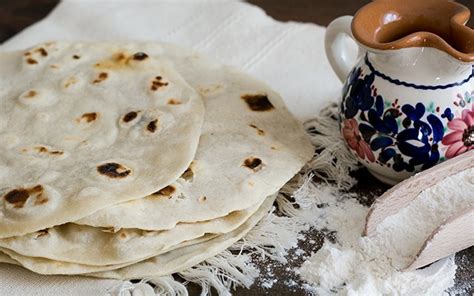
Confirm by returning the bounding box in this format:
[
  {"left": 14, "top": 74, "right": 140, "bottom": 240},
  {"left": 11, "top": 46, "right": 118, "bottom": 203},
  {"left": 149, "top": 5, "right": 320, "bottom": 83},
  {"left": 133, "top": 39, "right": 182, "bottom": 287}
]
[{"left": 340, "top": 66, "right": 474, "bottom": 174}]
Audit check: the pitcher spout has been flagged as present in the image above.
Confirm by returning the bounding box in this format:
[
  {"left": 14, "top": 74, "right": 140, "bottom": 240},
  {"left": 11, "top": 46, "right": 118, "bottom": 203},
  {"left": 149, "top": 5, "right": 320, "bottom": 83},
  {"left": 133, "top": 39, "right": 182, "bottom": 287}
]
[{"left": 352, "top": 0, "right": 474, "bottom": 63}]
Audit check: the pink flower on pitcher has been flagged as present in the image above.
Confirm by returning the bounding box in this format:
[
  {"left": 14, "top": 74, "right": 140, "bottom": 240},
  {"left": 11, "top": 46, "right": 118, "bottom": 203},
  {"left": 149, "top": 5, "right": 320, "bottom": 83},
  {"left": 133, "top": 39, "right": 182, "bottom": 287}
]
[
  {"left": 342, "top": 118, "right": 375, "bottom": 162},
  {"left": 442, "top": 104, "right": 474, "bottom": 159}
]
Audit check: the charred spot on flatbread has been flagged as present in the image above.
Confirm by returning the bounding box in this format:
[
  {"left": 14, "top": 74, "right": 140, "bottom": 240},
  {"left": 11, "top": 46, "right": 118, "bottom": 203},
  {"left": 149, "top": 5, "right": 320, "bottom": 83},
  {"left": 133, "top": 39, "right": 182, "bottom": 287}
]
[
  {"left": 146, "top": 119, "right": 158, "bottom": 133},
  {"left": 180, "top": 162, "right": 195, "bottom": 181},
  {"left": 242, "top": 157, "right": 263, "bottom": 172},
  {"left": 35, "top": 229, "right": 49, "bottom": 238},
  {"left": 4, "top": 185, "right": 45, "bottom": 209},
  {"left": 132, "top": 52, "right": 149, "bottom": 61},
  {"left": 26, "top": 58, "right": 38, "bottom": 65},
  {"left": 35, "top": 146, "right": 64, "bottom": 156},
  {"left": 97, "top": 163, "right": 131, "bottom": 178},
  {"left": 153, "top": 185, "right": 176, "bottom": 197},
  {"left": 79, "top": 112, "right": 98, "bottom": 123},
  {"left": 122, "top": 111, "right": 138, "bottom": 123},
  {"left": 25, "top": 90, "right": 37, "bottom": 99},
  {"left": 249, "top": 124, "right": 265, "bottom": 135},
  {"left": 37, "top": 48, "right": 48, "bottom": 57},
  {"left": 241, "top": 94, "right": 274, "bottom": 111},
  {"left": 93, "top": 72, "right": 109, "bottom": 84},
  {"left": 167, "top": 99, "right": 182, "bottom": 105},
  {"left": 150, "top": 76, "right": 168, "bottom": 91}
]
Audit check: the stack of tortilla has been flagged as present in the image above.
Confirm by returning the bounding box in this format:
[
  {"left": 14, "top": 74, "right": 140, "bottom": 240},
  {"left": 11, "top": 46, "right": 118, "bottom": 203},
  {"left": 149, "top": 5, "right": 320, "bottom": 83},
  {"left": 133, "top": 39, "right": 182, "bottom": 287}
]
[{"left": 0, "top": 42, "right": 313, "bottom": 279}]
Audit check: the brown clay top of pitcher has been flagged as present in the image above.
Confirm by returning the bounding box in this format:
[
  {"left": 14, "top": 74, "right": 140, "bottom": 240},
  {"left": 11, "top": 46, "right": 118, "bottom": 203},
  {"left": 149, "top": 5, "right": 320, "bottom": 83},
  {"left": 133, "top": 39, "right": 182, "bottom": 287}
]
[{"left": 352, "top": 0, "right": 474, "bottom": 62}]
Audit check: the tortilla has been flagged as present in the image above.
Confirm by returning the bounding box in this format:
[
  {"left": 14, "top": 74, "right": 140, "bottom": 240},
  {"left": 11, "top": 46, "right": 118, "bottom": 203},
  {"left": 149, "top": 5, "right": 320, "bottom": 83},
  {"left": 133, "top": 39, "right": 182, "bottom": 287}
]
[
  {"left": 0, "top": 252, "right": 16, "bottom": 265},
  {"left": 0, "top": 42, "right": 312, "bottom": 277},
  {"left": 0, "top": 233, "right": 215, "bottom": 275},
  {"left": 0, "top": 195, "right": 275, "bottom": 278},
  {"left": 76, "top": 42, "right": 314, "bottom": 230},
  {"left": 0, "top": 42, "right": 204, "bottom": 238},
  {"left": 89, "top": 195, "right": 275, "bottom": 280},
  {"left": 0, "top": 198, "right": 266, "bottom": 266}
]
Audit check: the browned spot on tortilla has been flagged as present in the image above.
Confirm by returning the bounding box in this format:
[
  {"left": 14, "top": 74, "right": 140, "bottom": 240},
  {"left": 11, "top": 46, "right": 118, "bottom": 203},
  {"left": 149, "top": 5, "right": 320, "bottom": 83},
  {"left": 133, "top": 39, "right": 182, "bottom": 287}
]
[
  {"left": 198, "top": 196, "right": 207, "bottom": 203},
  {"left": 249, "top": 124, "right": 265, "bottom": 136},
  {"left": 95, "top": 51, "right": 145, "bottom": 70},
  {"left": 24, "top": 52, "right": 31, "bottom": 56},
  {"left": 26, "top": 58, "right": 38, "bottom": 65},
  {"left": 122, "top": 111, "right": 138, "bottom": 123},
  {"left": 49, "top": 64, "right": 59, "bottom": 69},
  {"left": 80, "top": 112, "right": 98, "bottom": 123},
  {"left": 241, "top": 94, "right": 274, "bottom": 112},
  {"left": 97, "top": 163, "right": 131, "bottom": 178},
  {"left": 119, "top": 232, "right": 127, "bottom": 239},
  {"left": 271, "top": 146, "right": 277, "bottom": 150},
  {"left": 4, "top": 185, "right": 44, "bottom": 209},
  {"left": 146, "top": 119, "right": 158, "bottom": 133},
  {"left": 133, "top": 52, "right": 149, "bottom": 61},
  {"left": 242, "top": 157, "right": 263, "bottom": 172},
  {"left": 25, "top": 90, "right": 37, "bottom": 98},
  {"left": 36, "top": 146, "right": 48, "bottom": 153},
  {"left": 36, "top": 48, "right": 48, "bottom": 57},
  {"left": 4, "top": 190, "right": 29, "bottom": 208},
  {"left": 73, "top": 55, "right": 80, "bottom": 59},
  {"left": 114, "top": 52, "right": 126, "bottom": 61},
  {"left": 153, "top": 185, "right": 176, "bottom": 197},
  {"left": 180, "top": 162, "right": 195, "bottom": 181},
  {"left": 167, "top": 99, "right": 182, "bottom": 105},
  {"left": 34, "top": 194, "right": 49, "bottom": 205},
  {"left": 93, "top": 72, "right": 108, "bottom": 84},
  {"left": 150, "top": 76, "right": 168, "bottom": 91},
  {"left": 35, "top": 229, "right": 49, "bottom": 238},
  {"left": 64, "top": 77, "right": 77, "bottom": 88},
  {"left": 34, "top": 146, "right": 64, "bottom": 156}
]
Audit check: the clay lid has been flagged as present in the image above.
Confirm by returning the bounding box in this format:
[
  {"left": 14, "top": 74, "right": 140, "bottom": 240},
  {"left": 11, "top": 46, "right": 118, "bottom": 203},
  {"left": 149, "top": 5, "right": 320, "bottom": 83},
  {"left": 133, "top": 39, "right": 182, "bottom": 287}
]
[{"left": 352, "top": 0, "right": 474, "bottom": 62}]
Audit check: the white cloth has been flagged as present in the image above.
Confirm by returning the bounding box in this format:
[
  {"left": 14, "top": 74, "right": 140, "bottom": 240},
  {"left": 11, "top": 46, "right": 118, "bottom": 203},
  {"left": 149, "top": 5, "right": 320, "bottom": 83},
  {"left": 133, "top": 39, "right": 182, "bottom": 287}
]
[{"left": 0, "top": 1, "right": 341, "bottom": 295}]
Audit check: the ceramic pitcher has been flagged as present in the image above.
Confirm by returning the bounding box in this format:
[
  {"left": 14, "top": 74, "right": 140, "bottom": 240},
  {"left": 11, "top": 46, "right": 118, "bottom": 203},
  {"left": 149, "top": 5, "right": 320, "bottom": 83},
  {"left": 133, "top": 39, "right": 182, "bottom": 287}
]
[{"left": 325, "top": 0, "right": 474, "bottom": 185}]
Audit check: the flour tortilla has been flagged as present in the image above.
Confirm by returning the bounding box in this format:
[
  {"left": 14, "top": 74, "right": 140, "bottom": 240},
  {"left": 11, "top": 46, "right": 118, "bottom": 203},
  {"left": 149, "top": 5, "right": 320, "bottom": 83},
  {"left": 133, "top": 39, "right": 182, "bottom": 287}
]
[
  {"left": 0, "top": 42, "right": 204, "bottom": 238},
  {"left": 89, "top": 195, "right": 275, "bottom": 280},
  {"left": 0, "top": 233, "right": 216, "bottom": 275},
  {"left": 76, "top": 43, "right": 314, "bottom": 230},
  {"left": 0, "top": 197, "right": 266, "bottom": 266},
  {"left": 0, "top": 252, "right": 16, "bottom": 265},
  {"left": 0, "top": 42, "right": 312, "bottom": 268},
  {"left": 0, "top": 195, "right": 275, "bottom": 278}
]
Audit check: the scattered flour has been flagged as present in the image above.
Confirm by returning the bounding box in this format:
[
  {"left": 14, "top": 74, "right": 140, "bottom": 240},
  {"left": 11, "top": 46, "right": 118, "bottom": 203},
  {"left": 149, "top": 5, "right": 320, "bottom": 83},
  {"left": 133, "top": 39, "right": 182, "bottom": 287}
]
[{"left": 298, "top": 168, "right": 474, "bottom": 295}]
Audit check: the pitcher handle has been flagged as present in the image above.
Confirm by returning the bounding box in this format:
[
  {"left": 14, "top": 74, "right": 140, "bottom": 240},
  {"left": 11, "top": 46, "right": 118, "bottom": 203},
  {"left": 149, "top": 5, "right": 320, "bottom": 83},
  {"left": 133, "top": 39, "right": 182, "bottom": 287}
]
[{"left": 325, "top": 16, "right": 362, "bottom": 82}]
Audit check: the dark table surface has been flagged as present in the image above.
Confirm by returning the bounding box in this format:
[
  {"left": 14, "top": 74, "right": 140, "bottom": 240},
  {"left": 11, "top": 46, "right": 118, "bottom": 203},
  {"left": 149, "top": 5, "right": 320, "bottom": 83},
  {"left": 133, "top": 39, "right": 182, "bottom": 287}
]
[{"left": 0, "top": 0, "right": 473, "bottom": 295}]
